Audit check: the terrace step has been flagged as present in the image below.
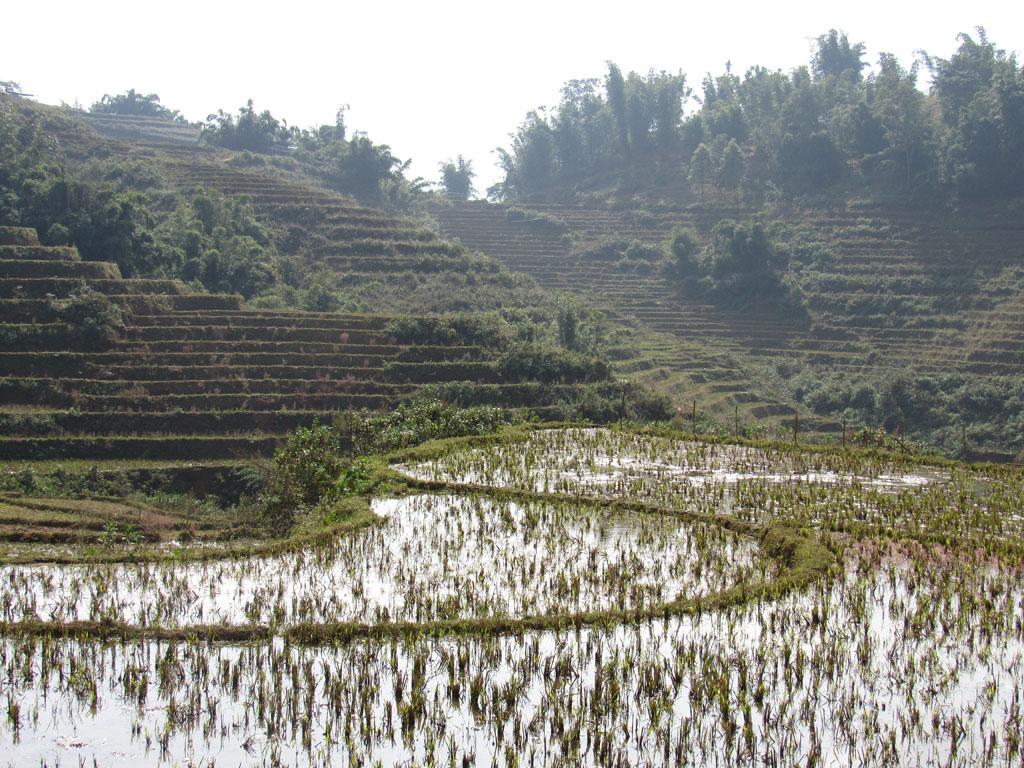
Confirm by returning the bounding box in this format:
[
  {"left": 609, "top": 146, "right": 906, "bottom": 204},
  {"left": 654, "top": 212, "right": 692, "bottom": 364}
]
[
  {"left": 0, "top": 245, "right": 80, "bottom": 261},
  {"left": 126, "top": 311, "right": 392, "bottom": 330},
  {"left": 0, "top": 435, "right": 282, "bottom": 460},
  {"left": 0, "top": 409, "right": 347, "bottom": 437},
  {"left": 0, "top": 277, "right": 184, "bottom": 298},
  {"left": 0, "top": 259, "right": 121, "bottom": 280}
]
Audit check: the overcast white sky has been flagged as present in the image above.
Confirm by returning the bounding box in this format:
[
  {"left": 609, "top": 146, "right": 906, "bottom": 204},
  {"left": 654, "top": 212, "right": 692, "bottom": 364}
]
[{"left": 3, "top": 1, "right": 1022, "bottom": 194}]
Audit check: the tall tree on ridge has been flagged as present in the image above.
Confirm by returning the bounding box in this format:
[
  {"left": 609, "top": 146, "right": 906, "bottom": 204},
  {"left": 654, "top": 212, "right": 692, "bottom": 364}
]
[{"left": 606, "top": 61, "right": 630, "bottom": 161}]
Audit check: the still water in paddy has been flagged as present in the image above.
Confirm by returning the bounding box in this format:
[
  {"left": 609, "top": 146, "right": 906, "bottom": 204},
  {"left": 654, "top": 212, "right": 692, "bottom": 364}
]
[
  {"left": 0, "top": 494, "right": 766, "bottom": 627},
  {"left": 2, "top": 558, "right": 1022, "bottom": 767},
  {"left": 396, "top": 428, "right": 945, "bottom": 499},
  {"left": 398, "top": 429, "right": 1024, "bottom": 543},
  {"left": 3, "top": 428, "right": 1022, "bottom": 766}
]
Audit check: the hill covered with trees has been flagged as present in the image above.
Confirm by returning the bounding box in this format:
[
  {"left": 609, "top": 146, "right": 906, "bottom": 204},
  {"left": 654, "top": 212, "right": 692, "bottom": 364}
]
[
  {"left": 425, "top": 29, "right": 1024, "bottom": 459},
  {"left": 493, "top": 29, "right": 1023, "bottom": 206},
  {"left": 4, "top": 27, "right": 1024, "bottom": 460},
  {"left": 0, "top": 92, "right": 670, "bottom": 470}
]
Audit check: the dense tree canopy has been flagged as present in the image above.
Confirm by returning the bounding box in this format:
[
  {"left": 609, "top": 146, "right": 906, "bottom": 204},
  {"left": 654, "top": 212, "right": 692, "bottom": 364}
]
[
  {"left": 202, "top": 102, "right": 419, "bottom": 207},
  {"left": 493, "top": 29, "right": 1024, "bottom": 205},
  {"left": 294, "top": 127, "right": 412, "bottom": 207},
  {"left": 90, "top": 90, "right": 184, "bottom": 122},
  {"left": 201, "top": 100, "right": 291, "bottom": 153},
  {"left": 439, "top": 155, "right": 475, "bottom": 200},
  {"left": 1, "top": 99, "right": 277, "bottom": 297},
  {"left": 925, "top": 31, "right": 1024, "bottom": 199}
]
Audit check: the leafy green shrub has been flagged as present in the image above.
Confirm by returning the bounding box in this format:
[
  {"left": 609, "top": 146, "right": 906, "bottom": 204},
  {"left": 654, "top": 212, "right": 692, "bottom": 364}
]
[
  {"left": 385, "top": 314, "right": 510, "bottom": 347},
  {"left": 293, "top": 127, "right": 411, "bottom": 207},
  {"left": 498, "top": 344, "right": 610, "bottom": 384},
  {"left": 623, "top": 241, "right": 662, "bottom": 262},
  {"left": 438, "top": 155, "right": 475, "bottom": 200},
  {"left": 214, "top": 465, "right": 268, "bottom": 507},
  {"left": 261, "top": 403, "right": 516, "bottom": 534},
  {"left": 90, "top": 89, "right": 184, "bottom": 121},
  {"left": 576, "top": 238, "right": 630, "bottom": 262},
  {"left": 87, "top": 158, "right": 167, "bottom": 192},
  {"left": 618, "top": 241, "right": 663, "bottom": 273},
  {"left": 167, "top": 188, "right": 276, "bottom": 298},
  {"left": 789, "top": 369, "right": 1024, "bottom": 456},
  {"left": 201, "top": 100, "right": 290, "bottom": 153},
  {"left": 227, "top": 151, "right": 267, "bottom": 168},
  {"left": 17, "top": 467, "right": 38, "bottom": 493},
  {"left": 700, "top": 220, "right": 806, "bottom": 315},
  {"left": 668, "top": 226, "right": 701, "bottom": 278},
  {"left": 505, "top": 207, "right": 569, "bottom": 236},
  {"left": 43, "top": 222, "right": 69, "bottom": 245},
  {"left": 574, "top": 238, "right": 665, "bottom": 274},
  {"left": 571, "top": 382, "right": 674, "bottom": 422},
  {"left": 340, "top": 399, "right": 514, "bottom": 455},
  {"left": 332, "top": 460, "right": 374, "bottom": 496},
  {"left": 99, "top": 520, "right": 144, "bottom": 546},
  {"left": 48, "top": 285, "right": 126, "bottom": 349},
  {"left": 261, "top": 423, "right": 344, "bottom": 535}
]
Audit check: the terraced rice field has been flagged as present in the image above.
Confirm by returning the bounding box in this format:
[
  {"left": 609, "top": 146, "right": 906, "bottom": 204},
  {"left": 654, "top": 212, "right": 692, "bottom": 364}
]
[
  {"left": 430, "top": 201, "right": 1024, "bottom": 452},
  {"left": 398, "top": 427, "right": 943, "bottom": 500},
  {"left": 76, "top": 112, "right": 201, "bottom": 147},
  {"left": 0, "top": 493, "right": 768, "bottom": 627},
  {"left": 0, "top": 493, "right": 256, "bottom": 566},
  {"left": 0, "top": 495, "right": 217, "bottom": 545},
  {"left": 0, "top": 227, "right": 580, "bottom": 462},
  {"left": 0, "top": 427, "right": 1021, "bottom": 766},
  {"left": 45, "top": 111, "right": 543, "bottom": 321},
  {"left": 118, "top": 142, "right": 524, "bottom": 316}
]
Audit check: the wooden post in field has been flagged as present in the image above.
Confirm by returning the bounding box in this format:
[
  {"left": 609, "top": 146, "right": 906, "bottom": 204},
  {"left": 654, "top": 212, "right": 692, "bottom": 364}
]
[
  {"left": 734, "top": 404, "right": 739, "bottom": 437},
  {"left": 841, "top": 416, "right": 847, "bottom": 448},
  {"left": 691, "top": 400, "right": 697, "bottom": 434},
  {"left": 793, "top": 412, "right": 799, "bottom": 444},
  {"left": 961, "top": 421, "right": 968, "bottom": 461}
]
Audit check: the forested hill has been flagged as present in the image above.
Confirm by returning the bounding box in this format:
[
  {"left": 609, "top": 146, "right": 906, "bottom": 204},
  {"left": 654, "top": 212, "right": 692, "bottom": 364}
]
[
  {"left": 0, "top": 94, "right": 674, "bottom": 465},
  {"left": 492, "top": 29, "right": 1023, "bottom": 208},
  {"left": 4, "top": 30, "right": 1024, "bottom": 459},
  {"left": 427, "top": 28, "right": 1024, "bottom": 460}
]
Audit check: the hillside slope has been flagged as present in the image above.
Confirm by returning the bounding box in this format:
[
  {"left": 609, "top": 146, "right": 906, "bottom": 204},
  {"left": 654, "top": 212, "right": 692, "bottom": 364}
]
[
  {"left": 0, "top": 225, "right": 614, "bottom": 463},
  {"left": 1, "top": 107, "right": 663, "bottom": 466},
  {"left": 430, "top": 200, "right": 1024, "bottom": 458}
]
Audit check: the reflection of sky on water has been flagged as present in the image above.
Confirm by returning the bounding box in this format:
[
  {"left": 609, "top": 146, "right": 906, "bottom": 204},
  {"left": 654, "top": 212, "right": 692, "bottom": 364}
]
[
  {"left": 0, "top": 494, "right": 762, "bottom": 627},
  {"left": 3, "top": 562, "right": 1020, "bottom": 767}
]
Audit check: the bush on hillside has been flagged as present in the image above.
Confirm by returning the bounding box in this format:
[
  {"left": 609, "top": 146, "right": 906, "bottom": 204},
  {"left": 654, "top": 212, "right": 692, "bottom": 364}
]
[
  {"left": 570, "top": 382, "right": 674, "bottom": 423},
  {"left": 439, "top": 155, "right": 476, "bottom": 200},
  {"left": 339, "top": 399, "right": 514, "bottom": 455},
  {"left": 261, "top": 423, "right": 345, "bottom": 535},
  {"left": 259, "top": 402, "right": 518, "bottom": 534},
  {"left": 90, "top": 90, "right": 185, "bottom": 122},
  {"left": 576, "top": 237, "right": 666, "bottom": 273},
  {"left": 47, "top": 285, "right": 126, "bottom": 349},
  {"left": 385, "top": 314, "right": 510, "bottom": 348},
  {"left": 164, "top": 188, "right": 277, "bottom": 298},
  {"left": 691, "top": 219, "right": 806, "bottom": 315},
  {"left": 668, "top": 226, "right": 702, "bottom": 278},
  {"left": 790, "top": 369, "right": 1024, "bottom": 455},
  {"left": 498, "top": 344, "right": 610, "bottom": 384},
  {"left": 201, "top": 100, "right": 290, "bottom": 153},
  {"left": 506, "top": 207, "right": 570, "bottom": 236}
]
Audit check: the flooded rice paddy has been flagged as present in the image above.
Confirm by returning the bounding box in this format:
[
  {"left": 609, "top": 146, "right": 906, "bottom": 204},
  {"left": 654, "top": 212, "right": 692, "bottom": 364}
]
[
  {"left": 399, "top": 428, "right": 1024, "bottom": 543},
  {"left": 0, "top": 494, "right": 766, "bottom": 626},
  {"left": 2, "top": 428, "right": 1022, "bottom": 766},
  {"left": 2, "top": 558, "right": 1021, "bottom": 767},
  {"left": 397, "top": 428, "right": 945, "bottom": 498}
]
